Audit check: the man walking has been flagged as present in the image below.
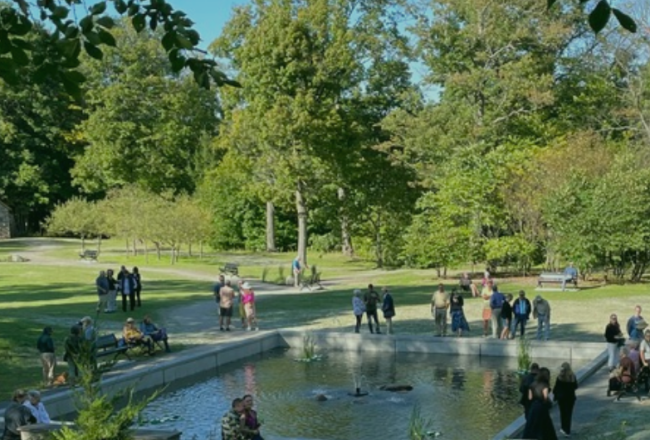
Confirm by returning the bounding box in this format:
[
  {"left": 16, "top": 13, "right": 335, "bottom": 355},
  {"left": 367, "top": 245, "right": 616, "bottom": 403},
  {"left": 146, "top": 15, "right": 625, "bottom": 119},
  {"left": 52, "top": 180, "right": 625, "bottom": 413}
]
[
  {"left": 431, "top": 284, "right": 449, "bottom": 337},
  {"left": 512, "top": 290, "right": 532, "bottom": 338},
  {"left": 95, "top": 270, "right": 109, "bottom": 313},
  {"left": 36, "top": 328, "right": 55, "bottom": 387},
  {"left": 364, "top": 284, "right": 381, "bottom": 334},
  {"left": 489, "top": 285, "right": 505, "bottom": 338},
  {"left": 219, "top": 280, "right": 236, "bottom": 331},
  {"left": 532, "top": 295, "right": 551, "bottom": 341}
]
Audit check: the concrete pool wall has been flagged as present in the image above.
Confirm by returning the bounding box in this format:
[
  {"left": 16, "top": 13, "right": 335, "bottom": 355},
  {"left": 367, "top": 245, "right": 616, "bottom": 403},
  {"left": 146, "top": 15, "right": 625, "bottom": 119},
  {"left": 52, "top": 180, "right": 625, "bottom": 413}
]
[{"left": 13, "top": 331, "right": 606, "bottom": 439}]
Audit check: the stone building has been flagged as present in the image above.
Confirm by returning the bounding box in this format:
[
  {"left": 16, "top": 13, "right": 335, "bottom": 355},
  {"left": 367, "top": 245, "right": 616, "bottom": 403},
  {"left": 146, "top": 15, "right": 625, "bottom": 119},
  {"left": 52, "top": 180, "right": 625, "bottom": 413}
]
[{"left": 0, "top": 201, "right": 15, "bottom": 238}]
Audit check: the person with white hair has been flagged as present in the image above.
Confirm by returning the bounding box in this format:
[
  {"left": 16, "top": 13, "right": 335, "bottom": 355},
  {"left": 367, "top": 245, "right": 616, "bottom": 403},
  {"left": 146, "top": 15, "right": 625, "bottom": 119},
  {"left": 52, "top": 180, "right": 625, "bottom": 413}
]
[
  {"left": 23, "top": 390, "right": 51, "bottom": 424},
  {"left": 79, "top": 316, "right": 95, "bottom": 341},
  {"left": 352, "top": 289, "right": 365, "bottom": 333}
]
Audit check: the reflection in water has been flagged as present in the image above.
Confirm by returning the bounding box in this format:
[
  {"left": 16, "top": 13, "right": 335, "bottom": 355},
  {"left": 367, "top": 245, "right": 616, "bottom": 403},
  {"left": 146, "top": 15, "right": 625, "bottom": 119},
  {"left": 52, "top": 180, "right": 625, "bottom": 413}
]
[{"left": 141, "top": 350, "right": 568, "bottom": 440}]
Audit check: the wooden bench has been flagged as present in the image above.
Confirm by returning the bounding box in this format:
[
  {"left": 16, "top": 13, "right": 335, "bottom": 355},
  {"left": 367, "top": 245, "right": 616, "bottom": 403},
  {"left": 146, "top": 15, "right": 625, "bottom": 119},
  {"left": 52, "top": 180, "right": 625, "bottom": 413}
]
[
  {"left": 537, "top": 272, "right": 577, "bottom": 291},
  {"left": 95, "top": 334, "right": 130, "bottom": 360},
  {"left": 219, "top": 262, "right": 239, "bottom": 276},
  {"left": 79, "top": 249, "right": 99, "bottom": 261},
  {"left": 300, "top": 266, "right": 324, "bottom": 292}
]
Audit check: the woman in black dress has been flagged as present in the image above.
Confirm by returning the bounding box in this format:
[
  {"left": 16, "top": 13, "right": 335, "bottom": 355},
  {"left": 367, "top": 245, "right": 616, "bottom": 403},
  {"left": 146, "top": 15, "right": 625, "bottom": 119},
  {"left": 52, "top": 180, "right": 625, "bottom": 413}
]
[
  {"left": 553, "top": 362, "right": 578, "bottom": 437},
  {"left": 132, "top": 267, "right": 142, "bottom": 307},
  {"left": 522, "top": 367, "right": 558, "bottom": 440}
]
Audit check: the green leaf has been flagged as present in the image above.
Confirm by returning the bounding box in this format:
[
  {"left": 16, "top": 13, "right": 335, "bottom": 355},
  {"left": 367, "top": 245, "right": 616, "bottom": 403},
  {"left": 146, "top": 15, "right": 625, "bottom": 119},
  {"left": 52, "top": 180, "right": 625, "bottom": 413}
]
[
  {"left": 62, "top": 75, "right": 82, "bottom": 100},
  {"left": 132, "top": 14, "right": 146, "bottom": 33},
  {"left": 588, "top": 0, "right": 611, "bottom": 34},
  {"left": 60, "top": 57, "right": 81, "bottom": 68},
  {"left": 90, "top": 2, "right": 108, "bottom": 15},
  {"left": 52, "top": 6, "right": 70, "bottom": 19},
  {"left": 98, "top": 30, "right": 117, "bottom": 47},
  {"left": 150, "top": 16, "right": 158, "bottom": 31},
  {"left": 9, "top": 17, "right": 32, "bottom": 36},
  {"left": 9, "top": 45, "right": 29, "bottom": 66},
  {"left": 186, "top": 30, "right": 200, "bottom": 45},
  {"left": 612, "top": 9, "right": 637, "bottom": 33},
  {"left": 33, "top": 63, "right": 56, "bottom": 82},
  {"left": 85, "top": 31, "right": 102, "bottom": 46},
  {"left": 128, "top": 4, "right": 140, "bottom": 17},
  {"left": 63, "top": 69, "right": 87, "bottom": 84},
  {"left": 546, "top": 0, "right": 556, "bottom": 9},
  {"left": 175, "top": 34, "right": 194, "bottom": 50},
  {"left": 0, "top": 59, "right": 19, "bottom": 85},
  {"left": 96, "top": 16, "right": 115, "bottom": 29},
  {"left": 58, "top": 38, "right": 81, "bottom": 60},
  {"left": 11, "top": 38, "right": 34, "bottom": 51},
  {"left": 115, "top": 0, "right": 128, "bottom": 14},
  {"left": 80, "top": 15, "right": 94, "bottom": 33},
  {"left": 83, "top": 42, "right": 104, "bottom": 60},
  {"left": 161, "top": 31, "right": 176, "bottom": 52},
  {"left": 168, "top": 49, "right": 186, "bottom": 72},
  {"left": 65, "top": 26, "right": 80, "bottom": 39}
]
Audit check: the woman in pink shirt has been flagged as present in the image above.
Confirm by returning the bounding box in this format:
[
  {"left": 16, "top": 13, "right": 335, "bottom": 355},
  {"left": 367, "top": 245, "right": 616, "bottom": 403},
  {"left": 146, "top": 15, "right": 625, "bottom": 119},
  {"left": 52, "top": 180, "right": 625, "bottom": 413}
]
[{"left": 241, "top": 282, "right": 258, "bottom": 331}]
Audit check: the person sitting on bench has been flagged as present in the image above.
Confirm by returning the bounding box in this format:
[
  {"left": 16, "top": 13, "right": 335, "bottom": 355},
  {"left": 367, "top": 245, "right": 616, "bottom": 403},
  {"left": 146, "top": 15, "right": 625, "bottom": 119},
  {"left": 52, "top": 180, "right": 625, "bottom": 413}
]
[
  {"left": 609, "top": 347, "right": 636, "bottom": 392},
  {"left": 562, "top": 263, "right": 578, "bottom": 290},
  {"left": 140, "top": 315, "right": 171, "bottom": 353},
  {"left": 122, "top": 317, "right": 153, "bottom": 355}
]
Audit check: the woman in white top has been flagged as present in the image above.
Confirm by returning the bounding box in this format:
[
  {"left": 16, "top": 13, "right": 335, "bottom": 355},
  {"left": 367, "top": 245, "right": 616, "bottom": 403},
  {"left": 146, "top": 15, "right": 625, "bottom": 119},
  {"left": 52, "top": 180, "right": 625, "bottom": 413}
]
[
  {"left": 352, "top": 289, "right": 365, "bottom": 334},
  {"left": 23, "top": 390, "right": 51, "bottom": 424}
]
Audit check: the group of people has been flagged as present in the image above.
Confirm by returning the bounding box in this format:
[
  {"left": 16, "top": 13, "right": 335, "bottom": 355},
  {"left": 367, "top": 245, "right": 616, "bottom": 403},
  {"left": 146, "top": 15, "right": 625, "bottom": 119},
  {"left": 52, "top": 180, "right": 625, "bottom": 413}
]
[
  {"left": 94, "top": 266, "right": 142, "bottom": 313},
  {"left": 221, "top": 394, "right": 264, "bottom": 440},
  {"left": 352, "top": 284, "right": 395, "bottom": 334},
  {"left": 519, "top": 362, "right": 578, "bottom": 439},
  {"left": 2, "top": 390, "right": 51, "bottom": 440},
  {"left": 604, "top": 305, "right": 650, "bottom": 394},
  {"left": 213, "top": 276, "right": 259, "bottom": 332}
]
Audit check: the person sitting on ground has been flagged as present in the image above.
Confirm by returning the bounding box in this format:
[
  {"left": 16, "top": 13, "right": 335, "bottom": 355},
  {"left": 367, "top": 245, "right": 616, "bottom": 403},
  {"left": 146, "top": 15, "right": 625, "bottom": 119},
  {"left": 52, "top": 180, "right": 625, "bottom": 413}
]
[
  {"left": 123, "top": 317, "right": 154, "bottom": 354},
  {"left": 2, "top": 390, "right": 36, "bottom": 440},
  {"left": 140, "top": 316, "right": 171, "bottom": 352},
  {"left": 221, "top": 398, "right": 245, "bottom": 440},
  {"left": 610, "top": 347, "right": 636, "bottom": 392},
  {"left": 627, "top": 305, "right": 647, "bottom": 341},
  {"left": 459, "top": 273, "right": 479, "bottom": 297},
  {"left": 23, "top": 390, "right": 51, "bottom": 424}
]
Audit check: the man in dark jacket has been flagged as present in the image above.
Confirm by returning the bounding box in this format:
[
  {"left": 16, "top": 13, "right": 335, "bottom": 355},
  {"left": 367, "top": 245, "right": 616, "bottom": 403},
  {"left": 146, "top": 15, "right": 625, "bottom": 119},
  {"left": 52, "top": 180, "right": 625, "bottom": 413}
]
[
  {"left": 512, "top": 290, "right": 532, "bottom": 338},
  {"left": 519, "top": 363, "right": 539, "bottom": 420},
  {"left": 2, "top": 389, "right": 35, "bottom": 440},
  {"left": 118, "top": 267, "right": 136, "bottom": 312}
]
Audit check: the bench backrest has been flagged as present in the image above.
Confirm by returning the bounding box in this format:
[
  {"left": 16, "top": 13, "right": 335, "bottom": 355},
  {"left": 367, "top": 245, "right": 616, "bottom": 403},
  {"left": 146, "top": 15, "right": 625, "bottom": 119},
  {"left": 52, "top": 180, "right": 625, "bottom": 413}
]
[
  {"left": 225, "top": 263, "right": 238, "bottom": 269},
  {"left": 95, "top": 334, "right": 118, "bottom": 349}
]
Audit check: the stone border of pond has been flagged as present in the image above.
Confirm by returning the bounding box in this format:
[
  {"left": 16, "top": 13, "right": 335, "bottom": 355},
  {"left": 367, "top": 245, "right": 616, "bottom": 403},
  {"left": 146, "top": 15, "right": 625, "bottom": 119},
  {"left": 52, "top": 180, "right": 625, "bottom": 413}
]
[{"left": 2, "top": 331, "right": 606, "bottom": 440}]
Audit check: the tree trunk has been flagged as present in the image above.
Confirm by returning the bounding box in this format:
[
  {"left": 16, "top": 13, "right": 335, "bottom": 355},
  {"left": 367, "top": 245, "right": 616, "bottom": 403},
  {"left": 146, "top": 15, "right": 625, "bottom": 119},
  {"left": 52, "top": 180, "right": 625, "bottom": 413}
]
[
  {"left": 154, "top": 242, "right": 161, "bottom": 261},
  {"left": 170, "top": 246, "right": 175, "bottom": 265},
  {"left": 96, "top": 236, "right": 102, "bottom": 254},
  {"left": 133, "top": 238, "right": 137, "bottom": 256},
  {"left": 144, "top": 241, "right": 149, "bottom": 264},
  {"left": 338, "top": 187, "right": 354, "bottom": 257},
  {"left": 188, "top": 243, "right": 193, "bottom": 257},
  {"left": 199, "top": 241, "right": 204, "bottom": 259},
  {"left": 375, "top": 212, "right": 383, "bottom": 268},
  {"left": 266, "top": 201, "right": 276, "bottom": 252},
  {"left": 125, "top": 238, "right": 129, "bottom": 257},
  {"left": 81, "top": 235, "right": 86, "bottom": 252},
  {"left": 296, "top": 183, "right": 308, "bottom": 266}
]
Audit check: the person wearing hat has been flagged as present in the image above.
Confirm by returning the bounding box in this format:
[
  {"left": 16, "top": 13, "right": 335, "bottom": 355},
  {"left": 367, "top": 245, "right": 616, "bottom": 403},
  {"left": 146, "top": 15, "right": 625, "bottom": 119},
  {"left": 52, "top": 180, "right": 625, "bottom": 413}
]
[
  {"left": 122, "top": 318, "right": 153, "bottom": 354},
  {"left": 2, "top": 390, "right": 35, "bottom": 440},
  {"left": 532, "top": 294, "right": 551, "bottom": 341},
  {"left": 352, "top": 289, "right": 365, "bottom": 333},
  {"left": 626, "top": 305, "right": 647, "bottom": 341},
  {"left": 241, "top": 282, "right": 258, "bottom": 331},
  {"left": 36, "top": 327, "right": 56, "bottom": 386}
]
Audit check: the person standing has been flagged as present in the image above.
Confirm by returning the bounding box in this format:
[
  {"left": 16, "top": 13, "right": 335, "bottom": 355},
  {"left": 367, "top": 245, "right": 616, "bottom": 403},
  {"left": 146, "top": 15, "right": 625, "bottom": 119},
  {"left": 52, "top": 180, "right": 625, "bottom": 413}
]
[
  {"left": 132, "top": 267, "right": 142, "bottom": 307},
  {"left": 292, "top": 256, "right": 306, "bottom": 288},
  {"left": 2, "top": 390, "right": 35, "bottom": 440},
  {"left": 553, "top": 363, "right": 578, "bottom": 437},
  {"left": 381, "top": 287, "right": 395, "bottom": 335},
  {"left": 449, "top": 290, "right": 469, "bottom": 337},
  {"left": 23, "top": 390, "right": 51, "bottom": 424},
  {"left": 489, "top": 285, "right": 505, "bottom": 339},
  {"left": 512, "top": 291, "right": 532, "bottom": 338},
  {"left": 532, "top": 295, "right": 551, "bottom": 341},
  {"left": 219, "top": 280, "right": 236, "bottom": 332},
  {"left": 626, "top": 305, "right": 647, "bottom": 342},
  {"left": 63, "top": 326, "right": 82, "bottom": 385},
  {"left": 95, "top": 270, "right": 109, "bottom": 313},
  {"left": 431, "top": 284, "right": 449, "bottom": 337},
  {"left": 481, "top": 281, "right": 494, "bottom": 337},
  {"left": 639, "top": 330, "right": 650, "bottom": 392},
  {"left": 605, "top": 314, "right": 624, "bottom": 371},
  {"left": 221, "top": 398, "right": 245, "bottom": 440},
  {"left": 118, "top": 267, "right": 136, "bottom": 312},
  {"left": 500, "top": 293, "right": 513, "bottom": 340},
  {"left": 352, "top": 290, "right": 365, "bottom": 333},
  {"left": 106, "top": 269, "right": 118, "bottom": 313},
  {"left": 519, "top": 363, "right": 539, "bottom": 421},
  {"left": 36, "top": 327, "right": 56, "bottom": 387},
  {"left": 522, "top": 367, "right": 558, "bottom": 440},
  {"left": 214, "top": 274, "right": 225, "bottom": 316},
  {"left": 364, "top": 284, "right": 381, "bottom": 334},
  {"left": 241, "top": 282, "right": 258, "bottom": 331}
]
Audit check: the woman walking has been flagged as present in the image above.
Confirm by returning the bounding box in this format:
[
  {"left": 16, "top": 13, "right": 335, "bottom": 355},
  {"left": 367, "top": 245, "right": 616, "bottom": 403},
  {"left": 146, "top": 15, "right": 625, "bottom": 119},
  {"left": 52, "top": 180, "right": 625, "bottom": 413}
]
[
  {"left": 352, "top": 290, "right": 365, "bottom": 333},
  {"left": 522, "top": 367, "right": 558, "bottom": 440},
  {"left": 241, "top": 282, "right": 258, "bottom": 331},
  {"left": 553, "top": 362, "right": 578, "bottom": 437},
  {"left": 381, "top": 287, "right": 395, "bottom": 335},
  {"left": 604, "top": 314, "right": 624, "bottom": 371},
  {"left": 132, "top": 267, "right": 142, "bottom": 307},
  {"left": 449, "top": 290, "right": 469, "bottom": 337}
]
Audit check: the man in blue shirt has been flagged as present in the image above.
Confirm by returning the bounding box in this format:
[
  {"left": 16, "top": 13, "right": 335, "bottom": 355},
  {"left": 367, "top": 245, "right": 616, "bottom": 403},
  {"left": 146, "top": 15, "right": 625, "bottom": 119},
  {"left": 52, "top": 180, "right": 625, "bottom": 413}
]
[
  {"left": 563, "top": 262, "right": 578, "bottom": 290},
  {"left": 489, "top": 285, "right": 506, "bottom": 338},
  {"left": 292, "top": 256, "right": 306, "bottom": 288}
]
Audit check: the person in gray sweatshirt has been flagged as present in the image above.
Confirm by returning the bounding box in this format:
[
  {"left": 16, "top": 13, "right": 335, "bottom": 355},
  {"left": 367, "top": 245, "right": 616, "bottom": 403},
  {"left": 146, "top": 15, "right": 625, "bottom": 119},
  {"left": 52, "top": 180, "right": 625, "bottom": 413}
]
[{"left": 532, "top": 295, "right": 551, "bottom": 341}]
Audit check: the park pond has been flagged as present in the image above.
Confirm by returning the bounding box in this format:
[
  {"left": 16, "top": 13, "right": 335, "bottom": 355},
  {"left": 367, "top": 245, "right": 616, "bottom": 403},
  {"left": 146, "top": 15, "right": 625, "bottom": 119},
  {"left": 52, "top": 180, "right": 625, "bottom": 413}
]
[{"left": 139, "top": 348, "right": 581, "bottom": 440}]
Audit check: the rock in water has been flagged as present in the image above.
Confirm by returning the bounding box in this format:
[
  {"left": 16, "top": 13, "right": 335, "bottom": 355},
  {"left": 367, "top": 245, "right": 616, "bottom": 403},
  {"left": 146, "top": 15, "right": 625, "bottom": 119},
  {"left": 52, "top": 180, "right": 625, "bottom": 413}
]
[
  {"left": 315, "top": 394, "right": 328, "bottom": 401},
  {"left": 379, "top": 384, "right": 413, "bottom": 392}
]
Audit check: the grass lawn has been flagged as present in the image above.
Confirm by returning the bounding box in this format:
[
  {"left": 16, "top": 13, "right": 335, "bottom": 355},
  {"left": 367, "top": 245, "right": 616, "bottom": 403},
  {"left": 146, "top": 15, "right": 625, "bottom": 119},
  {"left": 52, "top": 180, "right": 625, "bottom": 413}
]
[{"left": 1, "top": 237, "right": 648, "bottom": 399}]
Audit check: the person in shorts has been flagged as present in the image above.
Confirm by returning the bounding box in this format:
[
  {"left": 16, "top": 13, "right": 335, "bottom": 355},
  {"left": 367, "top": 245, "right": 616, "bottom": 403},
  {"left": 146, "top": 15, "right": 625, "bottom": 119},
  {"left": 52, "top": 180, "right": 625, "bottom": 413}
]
[{"left": 219, "top": 280, "right": 236, "bottom": 331}]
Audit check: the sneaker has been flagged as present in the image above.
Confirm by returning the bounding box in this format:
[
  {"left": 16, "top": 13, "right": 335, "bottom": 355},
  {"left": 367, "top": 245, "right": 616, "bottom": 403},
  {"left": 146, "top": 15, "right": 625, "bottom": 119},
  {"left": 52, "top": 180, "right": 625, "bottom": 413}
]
[{"left": 560, "top": 429, "right": 569, "bottom": 437}]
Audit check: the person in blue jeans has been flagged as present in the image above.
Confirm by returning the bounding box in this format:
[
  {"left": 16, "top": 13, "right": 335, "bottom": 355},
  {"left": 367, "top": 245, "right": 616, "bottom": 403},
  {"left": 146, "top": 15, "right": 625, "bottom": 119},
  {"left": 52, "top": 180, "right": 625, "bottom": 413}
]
[
  {"left": 512, "top": 290, "right": 531, "bottom": 338},
  {"left": 532, "top": 295, "right": 551, "bottom": 341}
]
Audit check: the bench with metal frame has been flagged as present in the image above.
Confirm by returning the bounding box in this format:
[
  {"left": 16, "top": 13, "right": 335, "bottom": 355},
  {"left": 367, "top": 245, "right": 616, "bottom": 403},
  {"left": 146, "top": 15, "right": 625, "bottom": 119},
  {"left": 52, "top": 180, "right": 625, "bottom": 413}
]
[
  {"left": 219, "top": 262, "right": 239, "bottom": 276},
  {"left": 537, "top": 272, "right": 577, "bottom": 291},
  {"left": 95, "top": 334, "right": 130, "bottom": 361},
  {"left": 300, "top": 265, "right": 324, "bottom": 292},
  {"left": 79, "top": 249, "right": 99, "bottom": 261}
]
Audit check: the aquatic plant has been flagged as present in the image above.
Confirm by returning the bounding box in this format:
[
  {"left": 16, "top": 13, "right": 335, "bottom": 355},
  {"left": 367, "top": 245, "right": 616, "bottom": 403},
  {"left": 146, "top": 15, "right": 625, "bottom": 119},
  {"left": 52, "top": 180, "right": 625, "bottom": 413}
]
[
  {"left": 408, "top": 405, "right": 437, "bottom": 440},
  {"left": 261, "top": 266, "right": 269, "bottom": 283},
  {"left": 517, "top": 336, "right": 532, "bottom": 374},
  {"left": 295, "top": 333, "right": 322, "bottom": 362}
]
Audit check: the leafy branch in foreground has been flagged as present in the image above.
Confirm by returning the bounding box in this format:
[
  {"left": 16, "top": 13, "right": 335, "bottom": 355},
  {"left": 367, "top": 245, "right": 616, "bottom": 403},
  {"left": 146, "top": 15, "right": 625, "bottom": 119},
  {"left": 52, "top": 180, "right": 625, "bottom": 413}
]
[
  {"left": 547, "top": 0, "right": 637, "bottom": 34},
  {"left": 1, "top": 0, "right": 240, "bottom": 98}
]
